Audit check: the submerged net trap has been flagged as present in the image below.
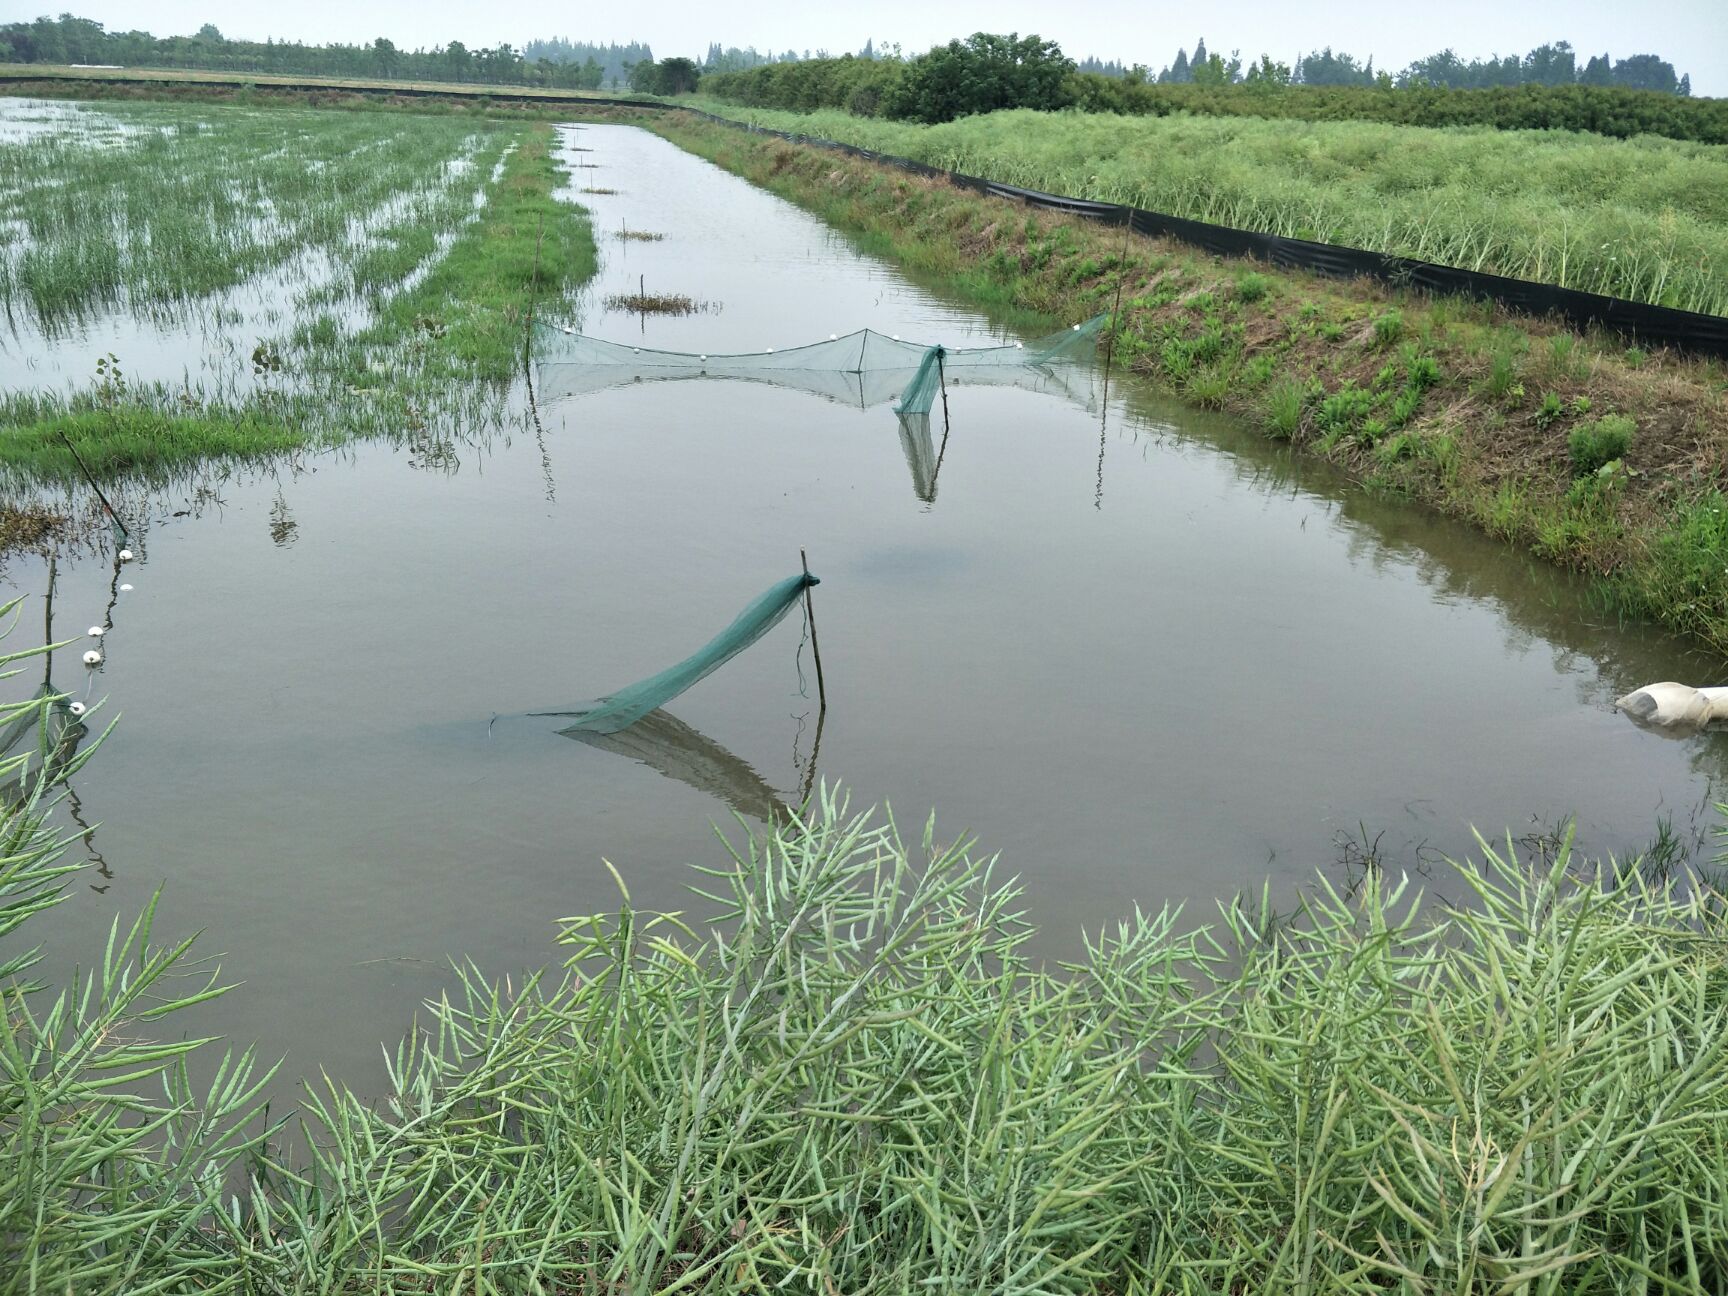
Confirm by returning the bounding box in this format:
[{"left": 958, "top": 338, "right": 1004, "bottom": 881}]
[
  {"left": 534, "top": 315, "right": 1107, "bottom": 416},
  {"left": 532, "top": 572, "right": 817, "bottom": 735}
]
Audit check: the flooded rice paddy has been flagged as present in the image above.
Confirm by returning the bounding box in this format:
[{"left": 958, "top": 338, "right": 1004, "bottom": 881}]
[{"left": 6, "top": 112, "right": 1727, "bottom": 1091}]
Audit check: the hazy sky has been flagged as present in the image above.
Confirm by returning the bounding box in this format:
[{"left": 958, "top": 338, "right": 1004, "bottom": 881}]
[{"left": 26, "top": 0, "right": 1728, "bottom": 96}]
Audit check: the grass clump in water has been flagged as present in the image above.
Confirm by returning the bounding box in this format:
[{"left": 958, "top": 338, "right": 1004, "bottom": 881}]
[{"left": 603, "top": 291, "right": 716, "bottom": 315}]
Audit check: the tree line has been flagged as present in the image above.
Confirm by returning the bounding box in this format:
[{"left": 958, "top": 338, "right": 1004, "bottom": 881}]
[
  {"left": 702, "top": 36, "right": 1722, "bottom": 141},
  {"left": 1, "top": 15, "right": 645, "bottom": 89},
  {"left": 1135, "top": 38, "right": 1689, "bottom": 95}
]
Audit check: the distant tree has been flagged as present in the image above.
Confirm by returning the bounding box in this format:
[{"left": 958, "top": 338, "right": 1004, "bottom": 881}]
[
  {"left": 1524, "top": 41, "right": 1576, "bottom": 86},
  {"left": 1296, "top": 47, "right": 1373, "bottom": 86},
  {"left": 1191, "top": 50, "right": 1241, "bottom": 87},
  {"left": 372, "top": 37, "right": 398, "bottom": 77},
  {"left": 1579, "top": 53, "right": 1613, "bottom": 86},
  {"left": 1680, "top": 73, "right": 1692, "bottom": 96},
  {"left": 195, "top": 23, "right": 223, "bottom": 43},
  {"left": 629, "top": 55, "right": 699, "bottom": 94},
  {"left": 657, "top": 56, "right": 700, "bottom": 93},
  {"left": 882, "top": 31, "right": 1075, "bottom": 123},
  {"left": 1611, "top": 54, "right": 1680, "bottom": 93},
  {"left": 1164, "top": 46, "right": 1190, "bottom": 83},
  {"left": 1241, "top": 54, "right": 1291, "bottom": 87}
]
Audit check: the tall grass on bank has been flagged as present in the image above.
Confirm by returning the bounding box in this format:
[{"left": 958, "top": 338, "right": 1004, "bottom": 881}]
[
  {"left": 684, "top": 99, "right": 1728, "bottom": 318},
  {"left": 6, "top": 677, "right": 1728, "bottom": 1289}
]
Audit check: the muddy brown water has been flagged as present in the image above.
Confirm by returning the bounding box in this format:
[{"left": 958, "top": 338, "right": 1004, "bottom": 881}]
[{"left": 9, "top": 123, "right": 1727, "bottom": 1097}]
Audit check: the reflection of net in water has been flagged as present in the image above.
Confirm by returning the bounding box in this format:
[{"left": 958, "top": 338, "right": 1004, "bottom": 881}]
[
  {"left": 533, "top": 315, "right": 1106, "bottom": 416},
  {"left": 559, "top": 708, "right": 790, "bottom": 823}
]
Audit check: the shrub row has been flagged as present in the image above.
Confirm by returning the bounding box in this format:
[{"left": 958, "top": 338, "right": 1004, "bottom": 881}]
[{"left": 704, "top": 57, "right": 1728, "bottom": 143}]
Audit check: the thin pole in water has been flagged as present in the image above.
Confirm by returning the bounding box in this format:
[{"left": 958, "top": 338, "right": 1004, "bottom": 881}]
[
  {"left": 54, "top": 430, "right": 126, "bottom": 542},
  {"left": 523, "top": 211, "right": 545, "bottom": 378},
  {"left": 801, "top": 548, "right": 826, "bottom": 716},
  {"left": 1100, "top": 207, "right": 1132, "bottom": 407},
  {"left": 1097, "top": 208, "right": 1133, "bottom": 510},
  {"left": 937, "top": 348, "right": 950, "bottom": 427}
]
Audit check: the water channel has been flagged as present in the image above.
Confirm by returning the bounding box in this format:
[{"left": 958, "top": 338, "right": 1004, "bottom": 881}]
[{"left": 9, "top": 121, "right": 1727, "bottom": 1093}]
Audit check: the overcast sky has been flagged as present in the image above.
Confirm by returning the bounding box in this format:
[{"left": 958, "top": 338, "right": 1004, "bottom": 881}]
[{"left": 29, "top": 0, "right": 1728, "bottom": 96}]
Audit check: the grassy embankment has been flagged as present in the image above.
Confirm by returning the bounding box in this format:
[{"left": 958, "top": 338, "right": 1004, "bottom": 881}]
[
  {"left": 0, "top": 62, "right": 640, "bottom": 101},
  {"left": 624, "top": 107, "right": 1728, "bottom": 654},
  {"left": 682, "top": 98, "right": 1728, "bottom": 315},
  {"left": 3, "top": 636, "right": 1727, "bottom": 1291},
  {"left": 0, "top": 100, "right": 595, "bottom": 482}
]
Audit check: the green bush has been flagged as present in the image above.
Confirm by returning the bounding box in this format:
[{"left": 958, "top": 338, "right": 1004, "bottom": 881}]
[{"left": 1568, "top": 413, "right": 1634, "bottom": 476}]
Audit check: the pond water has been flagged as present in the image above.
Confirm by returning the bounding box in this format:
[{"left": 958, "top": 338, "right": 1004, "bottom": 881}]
[{"left": 10, "top": 122, "right": 1727, "bottom": 1094}]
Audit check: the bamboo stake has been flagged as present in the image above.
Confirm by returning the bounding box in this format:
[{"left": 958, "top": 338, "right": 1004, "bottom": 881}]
[{"left": 800, "top": 548, "right": 826, "bottom": 716}]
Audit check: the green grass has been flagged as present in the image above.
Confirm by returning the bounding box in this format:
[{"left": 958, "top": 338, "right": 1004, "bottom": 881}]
[
  {"left": 684, "top": 97, "right": 1728, "bottom": 316},
  {"left": 0, "top": 100, "right": 521, "bottom": 328},
  {"left": 4, "top": 623, "right": 1728, "bottom": 1291},
  {"left": 0, "top": 105, "right": 595, "bottom": 482}
]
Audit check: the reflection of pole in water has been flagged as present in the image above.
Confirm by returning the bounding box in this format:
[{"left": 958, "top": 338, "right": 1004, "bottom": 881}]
[
  {"left": 1096, "top": 208, "right": 1132, "bottom": 512},
  {"left": 795, "top": 702, "right": 826, "bottom": 808}
]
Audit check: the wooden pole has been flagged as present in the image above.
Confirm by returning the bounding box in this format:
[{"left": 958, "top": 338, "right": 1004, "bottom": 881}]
[{"left": 800, "top": 548, "right": 826, "bottom": 716}]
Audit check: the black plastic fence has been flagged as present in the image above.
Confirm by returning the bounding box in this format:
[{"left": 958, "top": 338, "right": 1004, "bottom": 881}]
[
  {"left": 8, "top": 71, "right": 1724, "bottom": 358},
  {"left": 678, "top": 108, "right": 1728, "bottom": 361}
]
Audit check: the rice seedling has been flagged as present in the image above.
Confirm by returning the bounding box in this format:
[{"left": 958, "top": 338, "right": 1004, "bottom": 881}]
[
  {"left": 0, "top": 100, "right": 523, "bottom": 331},
  {"left": 0, "top": 105, "right": 596, "bottom": 484},
  {"left": 685, "top": 98, "right": 1728, "bottom": 316}
]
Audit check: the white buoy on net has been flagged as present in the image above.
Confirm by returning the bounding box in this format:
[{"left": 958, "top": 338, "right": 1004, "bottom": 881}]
[
  {"left": 82, "top": 650, "right": 102, "bottom": 666},
  {"left": 119, "top": 549, "right": 134, "bottom": 562},
  {"left": 88, "top": 625, "right": 104, "bottom": 637},
  {"left": 69, "top": 701, "right": 87, "bottom": 717},
  {"left": 1615, "top": 682, "right": 1728, "bottom": 730},
  {"left": 119, "top": 583, "right": 132, "bottom": 592}
]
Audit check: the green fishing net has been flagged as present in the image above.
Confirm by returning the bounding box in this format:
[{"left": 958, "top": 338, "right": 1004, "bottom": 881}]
[
  {"left": 534, "top": 573, "right": 817, "bottom": 735},
  {"left": 534, "top": 315, "right": 1106, "bottom": 416}
]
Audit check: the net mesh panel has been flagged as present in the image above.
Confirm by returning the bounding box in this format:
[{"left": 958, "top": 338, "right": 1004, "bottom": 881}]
[
  {"left": 532, "top": 573, "right": 817, "bottom": 735},
  {"left": 534, "top": 315, "right": 1106, "bottom": 415}
]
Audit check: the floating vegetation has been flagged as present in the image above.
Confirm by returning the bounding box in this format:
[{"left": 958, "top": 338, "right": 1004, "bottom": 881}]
[
  {"left": 580, "top": 186, "right": 618, "bottom": 195},
  {"left": 0, "top": 503, "right": 66, "bottom": 553},
  {"left": 616, "top": 227, "right": 665, "bottom": 241},
  {"left": 603, "top": 291, "right": 718, "bottom": 315}
]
